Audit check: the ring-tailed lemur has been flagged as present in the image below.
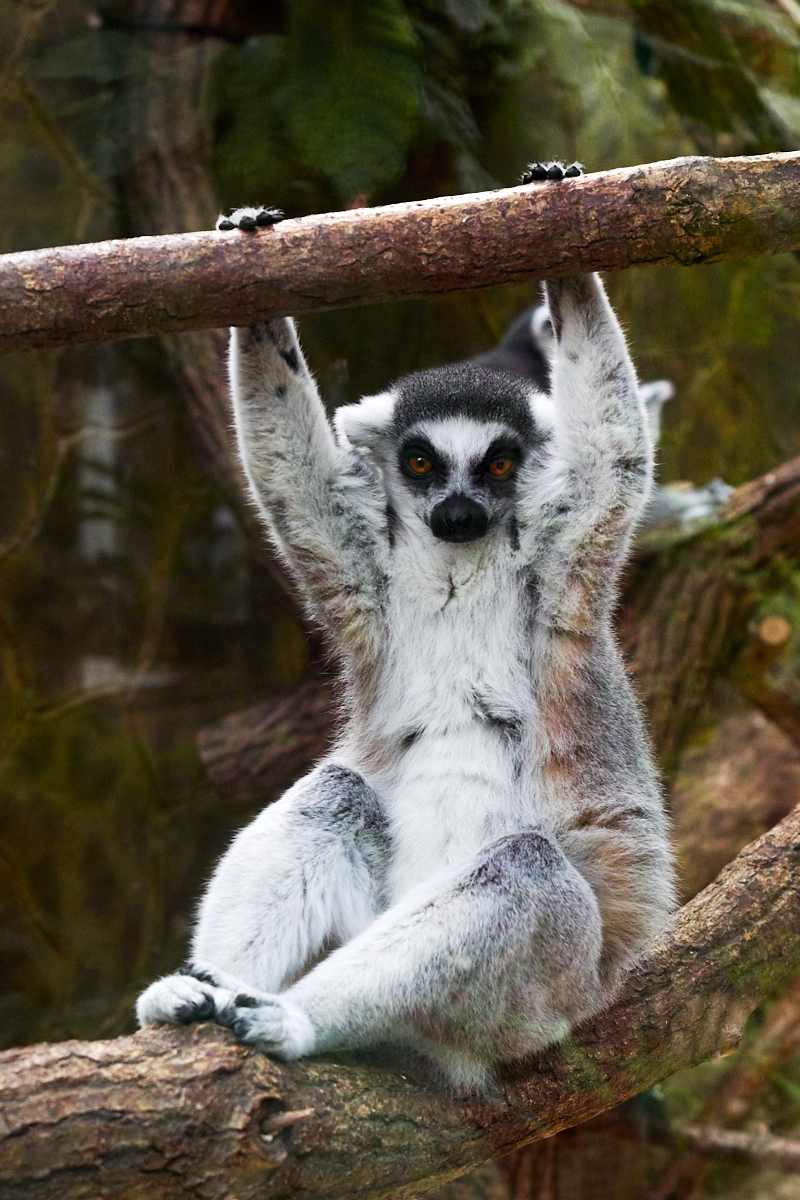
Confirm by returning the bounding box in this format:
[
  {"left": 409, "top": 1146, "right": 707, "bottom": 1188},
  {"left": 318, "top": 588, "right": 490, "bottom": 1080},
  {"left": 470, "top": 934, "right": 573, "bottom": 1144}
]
[{"left": 137, "top": 182, "right": 676, "bottom": 1092}]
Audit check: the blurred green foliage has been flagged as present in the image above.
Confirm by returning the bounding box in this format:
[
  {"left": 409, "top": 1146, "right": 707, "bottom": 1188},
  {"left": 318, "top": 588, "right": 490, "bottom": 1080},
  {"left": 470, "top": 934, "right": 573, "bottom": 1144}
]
[{"left": 2, "top": 16, "right": 800, "bottom": 1188}]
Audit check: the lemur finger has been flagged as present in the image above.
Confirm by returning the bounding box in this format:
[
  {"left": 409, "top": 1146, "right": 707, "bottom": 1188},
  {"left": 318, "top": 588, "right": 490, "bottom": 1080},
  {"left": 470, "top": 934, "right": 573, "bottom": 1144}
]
[
  {"left": 216, "top": 206, "right": 283, "bottom": 232},
  {"left": 521, "top": 161, "right": 582, "bottom": 185}
]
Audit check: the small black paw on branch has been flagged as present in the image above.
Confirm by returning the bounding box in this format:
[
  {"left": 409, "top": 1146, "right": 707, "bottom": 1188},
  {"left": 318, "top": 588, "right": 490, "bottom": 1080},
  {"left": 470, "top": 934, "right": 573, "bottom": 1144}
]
[
  {"left": 217, "top": 206, "right": 284, "bottom": 232},
  {"left": 522, "top": 161, "right": 583, "bottom": 184}
]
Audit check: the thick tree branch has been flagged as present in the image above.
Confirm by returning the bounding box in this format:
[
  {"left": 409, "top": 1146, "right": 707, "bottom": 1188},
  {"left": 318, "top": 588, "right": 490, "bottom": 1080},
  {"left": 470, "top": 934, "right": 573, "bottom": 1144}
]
[
  {"left": 196, "top": 673, "right": 336, "bottom": 805},
  {"left": 2, "top": 804, "right": 800, "bottom": 1200},
  {"left": 2, "top": 153, "right": 800, "bottom": 353}
]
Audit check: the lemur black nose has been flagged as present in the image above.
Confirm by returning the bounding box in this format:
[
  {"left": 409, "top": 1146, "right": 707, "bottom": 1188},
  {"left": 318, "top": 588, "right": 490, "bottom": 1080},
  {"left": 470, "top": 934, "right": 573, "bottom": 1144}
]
[{"left": 430, "top": 495, "right": 489, "bottom": 543}]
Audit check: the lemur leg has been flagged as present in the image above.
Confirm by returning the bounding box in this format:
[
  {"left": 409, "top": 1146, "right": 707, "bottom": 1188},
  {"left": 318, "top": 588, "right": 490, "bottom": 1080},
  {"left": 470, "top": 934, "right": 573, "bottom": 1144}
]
[
  {"left": 136, "top": 764, "right": 389, "bottom": 1036},
  {"left": 217, "top": 831, "right": 603, "bottom": 1090}
]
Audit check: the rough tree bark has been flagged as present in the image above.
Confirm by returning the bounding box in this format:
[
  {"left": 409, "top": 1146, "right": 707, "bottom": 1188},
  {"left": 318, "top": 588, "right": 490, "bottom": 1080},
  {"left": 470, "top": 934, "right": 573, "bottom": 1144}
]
[
  {"left": 2, "top": 804, "right": 800, "bottom": 1200},
  {"left": 2, "top": 153, "right": 800, "bottom": 352}
]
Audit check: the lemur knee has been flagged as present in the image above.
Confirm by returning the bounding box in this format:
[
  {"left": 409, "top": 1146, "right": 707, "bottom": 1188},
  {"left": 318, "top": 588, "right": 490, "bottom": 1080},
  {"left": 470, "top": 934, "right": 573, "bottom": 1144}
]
[
  {"left": 466, "top": 831, "right": 566, "bottom": 892},
  {"left": 297, "top": 764, "right": 390, "bottom": 850}
]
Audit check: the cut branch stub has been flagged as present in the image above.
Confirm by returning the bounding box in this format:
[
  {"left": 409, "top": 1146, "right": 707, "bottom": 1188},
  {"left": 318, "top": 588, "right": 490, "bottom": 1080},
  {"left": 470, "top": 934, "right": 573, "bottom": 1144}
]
[
  {"left": 2, "top": 804, "right": 800, "bottom": 1200},
  {"left": 2, "top": 153, "right": 800, "bottom": 353}
]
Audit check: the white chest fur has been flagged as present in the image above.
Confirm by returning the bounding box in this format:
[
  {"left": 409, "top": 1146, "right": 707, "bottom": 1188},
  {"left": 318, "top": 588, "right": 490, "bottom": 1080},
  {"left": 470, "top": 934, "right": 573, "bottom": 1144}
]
[{"left": 356, "top": 533, "right": 542, "bottom": 900}]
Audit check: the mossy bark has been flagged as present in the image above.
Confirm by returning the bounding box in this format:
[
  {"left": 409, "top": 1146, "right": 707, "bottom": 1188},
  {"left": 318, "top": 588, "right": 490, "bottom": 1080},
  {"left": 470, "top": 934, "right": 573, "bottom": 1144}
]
[{"left": 2, "top": 805, "right": 800, "bottom": 1199}]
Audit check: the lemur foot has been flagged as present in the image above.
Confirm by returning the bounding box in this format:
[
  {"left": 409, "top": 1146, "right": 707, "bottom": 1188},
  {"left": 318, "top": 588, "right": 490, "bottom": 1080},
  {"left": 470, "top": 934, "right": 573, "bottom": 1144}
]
[
  {"left": 136, "top": 962, "right": 315, "bottom": 1059},
  {"left": 216, "top": 206, "right": 283, "bottom": 232},
  {"left": 215, "top": 993, "right": 316, "bottom": 1060},
  {"left": 136, "top": 972, "right": 233, "bottom": 1026},
  {"left": 136, "top": 960, "right": 270, "bottom": 1027},
  {"left": 522, "top": 161, "right": 582, "bottom": 183}
]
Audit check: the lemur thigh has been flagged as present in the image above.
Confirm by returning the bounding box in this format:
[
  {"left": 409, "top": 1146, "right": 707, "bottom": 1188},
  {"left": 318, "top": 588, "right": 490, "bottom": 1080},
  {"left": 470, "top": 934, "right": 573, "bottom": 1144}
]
[
  {"left": 222, "top": 832, "right": 603, "bottom": 1076},
  {"left": 230, "top": 320, "right": 388, "bottom": 642},
  {"left": 521, "top": 274, "right": 652, "bottom": 627},
  {"left": 136, "top": 764, "right": 389, "bottom": 1026}
]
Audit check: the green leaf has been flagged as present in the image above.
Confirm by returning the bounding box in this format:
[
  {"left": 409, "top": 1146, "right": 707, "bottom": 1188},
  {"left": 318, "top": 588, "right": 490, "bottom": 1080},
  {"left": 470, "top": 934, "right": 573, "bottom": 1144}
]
[
  {"left": 627, "top": 0, "right": 789, "bottom": 149},
  {"left": 442, "top": 0, "right": 492, "bottom": 33},
  {"left": 275, "top": 0, "right": 423, "bottom": 202},
  {"left": 421, "top": 77, "right": 480, "bottom": 148}
]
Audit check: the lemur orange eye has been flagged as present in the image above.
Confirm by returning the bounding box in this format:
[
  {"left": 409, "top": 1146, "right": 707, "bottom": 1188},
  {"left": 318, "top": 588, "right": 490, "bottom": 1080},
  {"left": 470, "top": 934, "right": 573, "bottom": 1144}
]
[
  {"left": 489, "top": 457, "right": 514, "bottom": 478},
  {"left": 408, "top": 455, "right": 433, "bottom": 475}
]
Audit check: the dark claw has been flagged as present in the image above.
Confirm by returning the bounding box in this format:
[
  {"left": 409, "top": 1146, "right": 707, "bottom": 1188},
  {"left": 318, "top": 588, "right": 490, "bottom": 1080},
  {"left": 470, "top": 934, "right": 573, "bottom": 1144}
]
[
  {"left": 217, "top": 218, "right": 235, "bottom": 231},
  {"left": 179, "top": 963, "right": 220, "bottom": 986},
  {"left": 256, "top": 207, "right": 283, "bottom": 226},
  {"left": 564, "top": 162, "right": 583, "bottom": 178},
  {"left": 546, "top": 162, "right": 564, "bottom": 181},
  {"left": 522, "top": 162, "right": 548, "bottom": 184},
  {"left": 237, "top": 214, "right": 257, "bottom": 232},
  {"left": 175, "top": 994, "right": 216, "bottom": 1024}
]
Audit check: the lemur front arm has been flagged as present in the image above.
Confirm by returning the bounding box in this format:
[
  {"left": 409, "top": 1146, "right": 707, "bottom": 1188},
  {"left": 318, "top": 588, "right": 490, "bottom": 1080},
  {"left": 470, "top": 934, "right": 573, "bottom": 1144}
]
[
  {"left": 520, "top": 274, "right": 652, "bottom": 631},
  {"left": 230, "top": 318, "right": 389, "bottom": 647}
]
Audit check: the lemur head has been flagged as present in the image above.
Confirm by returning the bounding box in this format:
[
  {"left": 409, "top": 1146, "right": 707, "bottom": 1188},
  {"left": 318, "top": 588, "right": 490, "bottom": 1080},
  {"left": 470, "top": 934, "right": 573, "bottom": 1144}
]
[{"left": 334, "top": 364, "right": 551, "bottom": 545}]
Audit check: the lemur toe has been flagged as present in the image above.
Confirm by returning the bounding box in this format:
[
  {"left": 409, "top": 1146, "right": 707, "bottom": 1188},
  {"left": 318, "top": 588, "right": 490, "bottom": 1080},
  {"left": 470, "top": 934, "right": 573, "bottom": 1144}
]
[
  {"left": 216, "top": 206, "right": 284, "bottom": 232},
  {"left": 522, "top": 162, "right": 548, "bottom": 183},
  {"left": 136, "top": 973, "right": 231, "bottom": 1027},
  {"left": 256, "top": 207, "right": 282, "bottom": 226},
  {"left": 218, "top": 995, "right": 316, "bottom": 1059},
  {"left": 522, "top": 161, "right": 582, "bottom": 184},
  {"left": 223, "top": 998, "right": 287, "bottom": 1047}
]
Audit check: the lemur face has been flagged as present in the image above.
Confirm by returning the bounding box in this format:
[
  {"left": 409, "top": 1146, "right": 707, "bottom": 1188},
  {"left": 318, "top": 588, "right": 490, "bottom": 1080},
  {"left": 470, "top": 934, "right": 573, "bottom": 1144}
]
[
  {"left": 333, "top": 363, "right": 549, "bottom": 547},
  {"left": 395, "top": 417, "right": 523, "bottom": 543}
]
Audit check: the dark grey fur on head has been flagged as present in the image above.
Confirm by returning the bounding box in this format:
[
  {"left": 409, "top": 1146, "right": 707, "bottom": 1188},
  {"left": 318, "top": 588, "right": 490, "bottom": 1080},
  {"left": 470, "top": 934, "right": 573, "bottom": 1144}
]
[{"left": 391, "top": 364, "right": 543, "bottom": 447}]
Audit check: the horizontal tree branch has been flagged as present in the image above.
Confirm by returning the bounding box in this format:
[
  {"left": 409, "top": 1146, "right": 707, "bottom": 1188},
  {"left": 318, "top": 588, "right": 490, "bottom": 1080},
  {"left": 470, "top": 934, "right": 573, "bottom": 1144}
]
[
  {"left": 677, "top": 1125, "right": 800, "bottom": 1171},
  {"left": 2, "top": 153, "right": 800, "bottom": 353},
  {"left": 3, "top": 804, "right": 800, "bottom": 1200}
]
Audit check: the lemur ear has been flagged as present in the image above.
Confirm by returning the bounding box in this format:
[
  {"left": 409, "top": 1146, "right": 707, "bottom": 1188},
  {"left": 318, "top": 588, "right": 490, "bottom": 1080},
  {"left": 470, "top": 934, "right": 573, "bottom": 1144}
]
[
  {"left": 529, "top": 391, "right": 556, "bottom": 433},
  {"left": 333, "top": 390, "right": 396, "bottom": 452}
]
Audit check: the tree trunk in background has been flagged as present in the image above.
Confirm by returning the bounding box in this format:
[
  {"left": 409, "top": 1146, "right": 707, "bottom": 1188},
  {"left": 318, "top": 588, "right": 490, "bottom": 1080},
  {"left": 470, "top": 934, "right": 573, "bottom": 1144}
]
[
  {"left": 121, "top": 0, "right": 240, "bottom": 495},
  {"left": 119, "top": 0, "right": 304, "bottom": 621}
]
